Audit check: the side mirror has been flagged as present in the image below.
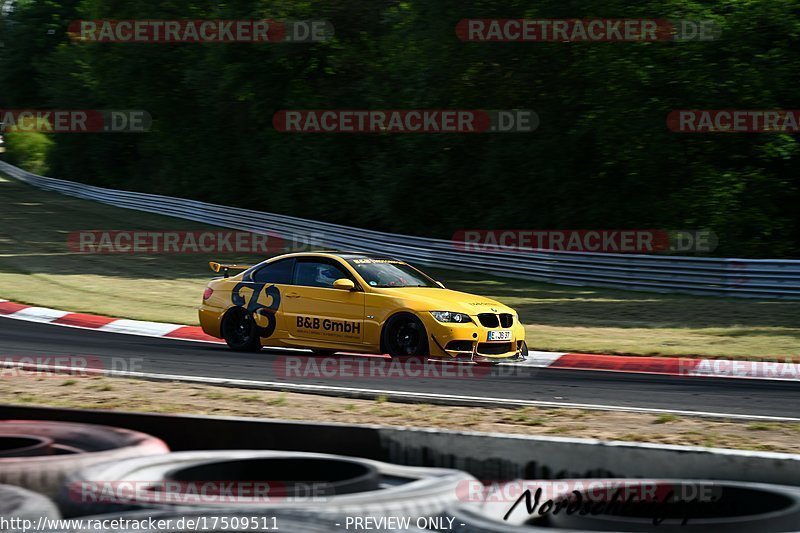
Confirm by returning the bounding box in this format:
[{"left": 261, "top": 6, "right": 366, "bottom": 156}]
[
  {"left": 333, "top": 278, "right": 356, "bottom": 291},
  {"left": 435, "top": 281, "right": 445, "bottom": 288}
]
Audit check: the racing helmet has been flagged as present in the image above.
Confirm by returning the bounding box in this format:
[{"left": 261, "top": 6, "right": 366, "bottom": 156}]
[{"left": 316, "top": 265, "right": 340, "bottom": 286}]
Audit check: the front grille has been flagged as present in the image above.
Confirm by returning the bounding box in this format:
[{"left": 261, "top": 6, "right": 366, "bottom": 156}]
[
  {"left": 445, "top": 340, "right": 474, "bottom": 352},
  {"left": 478, "top": 313, "right": 513, "bottom": 328},
  {"left": 477, "top": 342, "right": 513, "bottom": 355},
  {"left": 477, "top": 313, "right": 500, "bottom": 328}
]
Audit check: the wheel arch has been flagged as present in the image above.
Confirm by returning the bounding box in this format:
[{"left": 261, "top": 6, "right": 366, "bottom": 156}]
[
  {"left": 379, "top": 310, "right": 429, "bottom": 355},
  {"left": 220, "top": 304, "right": 246, "bottom": 336},
  {"left": 219, "top": 305, "right": 262, "bottom": 352}
]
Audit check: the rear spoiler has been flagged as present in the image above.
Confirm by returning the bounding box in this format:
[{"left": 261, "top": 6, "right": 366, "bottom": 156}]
[{"left": 209, "top": 261, "right": 251, "bottom": 278}]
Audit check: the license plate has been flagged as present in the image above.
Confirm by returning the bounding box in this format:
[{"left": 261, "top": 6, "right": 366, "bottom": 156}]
[{"left": 487, "top": 330, "right": 512, "bottom": 341}]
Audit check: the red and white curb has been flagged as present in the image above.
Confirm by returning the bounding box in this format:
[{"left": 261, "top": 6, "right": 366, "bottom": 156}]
[
  {"left": 1, "top": 299, "right": 798, "bottom": 382},
  {"left": 0, "top": 299, "right": 221, "bottom": 343},
  {"left": 517, "top": 352, "right": 800, "bottom": 381}
]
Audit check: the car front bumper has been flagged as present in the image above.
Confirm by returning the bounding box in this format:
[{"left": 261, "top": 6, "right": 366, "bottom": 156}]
[{"left": 421, "top": 314, "right": 527, "bottom": 362}]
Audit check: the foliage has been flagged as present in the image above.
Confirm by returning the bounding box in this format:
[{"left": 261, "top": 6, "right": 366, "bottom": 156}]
[
  {"left": 1, "top": 0, "right": 798, "bottom": 257},
  {"left": 4, "top": 131, "right": 53, "bottom": 174}
]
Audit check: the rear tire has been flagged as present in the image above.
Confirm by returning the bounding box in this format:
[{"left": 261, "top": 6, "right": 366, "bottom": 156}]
[
  {"left": 382, "top": 314, "right": 428, "bottom": 358},
  {"left": 222, "top": 307, "right": 261, "bottom": 352}
]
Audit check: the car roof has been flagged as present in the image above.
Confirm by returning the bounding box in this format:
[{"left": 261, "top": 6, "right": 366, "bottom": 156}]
[
  {"left": 337, "top": 252, "right": 401, "bottom": 261},
  {"left": 264, "top": 251, "right": 400, "bottom": 263}
]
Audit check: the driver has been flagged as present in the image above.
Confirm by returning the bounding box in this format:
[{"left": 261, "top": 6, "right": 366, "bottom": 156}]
[{"left": 316, "top": 266, "right": 340, "bottom": 287}]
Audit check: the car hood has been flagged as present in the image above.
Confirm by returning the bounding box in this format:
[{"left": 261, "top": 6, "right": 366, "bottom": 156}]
[{"left": 374, "top": 287, "right": 512, "bottom": 315}]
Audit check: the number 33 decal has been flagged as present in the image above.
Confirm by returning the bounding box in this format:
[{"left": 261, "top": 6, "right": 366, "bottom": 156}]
[{"left": 231, "top": 283, "right": 281, "bottom": 338}]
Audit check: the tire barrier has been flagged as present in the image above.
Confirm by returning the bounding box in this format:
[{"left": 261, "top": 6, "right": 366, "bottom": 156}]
[
  {"left": 2, "top": 411, "right": 800, "bottom": 531},
  {"left": 446, "top": 479, "right": 800, "bottom": 532},
  {"left": 0, "top": 436, "right": 55, "bottom": 457},
  {"left": 59, "top": 451, "right": 476, "bottom": 519},
  {"left": 52, "top": 510, "right": 428, "bottom": 533},
  {"left": 0, "top": 421, "right": 169, "bottom": 499},
  {"left": 0, "top": 484, "right": 60, "bottom": 525}
]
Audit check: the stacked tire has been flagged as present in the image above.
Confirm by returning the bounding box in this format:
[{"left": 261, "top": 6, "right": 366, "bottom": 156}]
[
  {"left": 0, "top": 421, "right": 169, "bottom": 498},
  {"left": 0, "top": 484, "right": 61, "bottom": 526},
  {"left": 0, "top": 420, "right": 465, "bottom": 531},
  {"left": 6, "top": 419, "right": 800, "bottom": 532},
  {"left": 59, "top": 450, "right": 473, "bottom": 527}
]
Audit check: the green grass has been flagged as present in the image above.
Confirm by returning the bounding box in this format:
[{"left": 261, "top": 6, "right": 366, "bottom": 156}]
[
  {"left": 747, "top": 423, "right": 779, "bottom": 431},
  {"left": 0, "top": 174, "right": 262, "bottom": 325},
  {"left": 654, "top": 414, "right": 680, "bottom": 424},
  {"left": 1, "top": 174, "right": 798, "bottom": 359},
  {"left": 267, "top": 393, "right": 288, "bottom": 406},
  {"left": 502, "top": 409, "right": 546, "bottom": 426}
]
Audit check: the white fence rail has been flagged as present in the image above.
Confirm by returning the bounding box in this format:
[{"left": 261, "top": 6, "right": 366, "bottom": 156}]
[{"left": 3, "top": 159, "right": 799, "bottom": 299}]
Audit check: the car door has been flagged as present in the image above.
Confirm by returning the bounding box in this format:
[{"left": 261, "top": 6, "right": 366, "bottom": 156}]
[
  {"left": 237, "top": 258, "right": 295, "bottom": 342},
  {"left": 283, "top": 257, "right": 365, "bottom": 345}
]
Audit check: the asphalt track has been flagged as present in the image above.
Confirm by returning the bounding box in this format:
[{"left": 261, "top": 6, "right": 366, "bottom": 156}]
[{"left": 2, "top": 317, "right": 799, "bottom": 420}]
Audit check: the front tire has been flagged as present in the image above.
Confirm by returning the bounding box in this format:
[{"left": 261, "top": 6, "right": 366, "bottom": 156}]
[
  {"left": 382, "top": 314, "right": 428, "bottom": 358},
  {"left": 221, "top": 307, "right": 261, "bottom": 352}
]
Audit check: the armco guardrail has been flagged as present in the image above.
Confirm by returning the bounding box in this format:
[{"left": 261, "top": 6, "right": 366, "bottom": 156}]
[{"left": 2, "top": 160, "right": 799, "bottom": 299}]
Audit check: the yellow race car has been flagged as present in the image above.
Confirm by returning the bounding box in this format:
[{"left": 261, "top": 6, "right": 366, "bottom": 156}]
[{"left": 199, "top": 252, "right": 527, "bottom": 362}]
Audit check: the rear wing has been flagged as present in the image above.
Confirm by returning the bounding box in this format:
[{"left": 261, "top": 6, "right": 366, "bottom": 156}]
[{"left": 208, "top": 261, "right": 251, "bottom": 278}]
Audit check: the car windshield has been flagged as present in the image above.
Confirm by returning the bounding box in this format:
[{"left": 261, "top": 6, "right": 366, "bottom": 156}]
[{"left": 346, "top": 258, "right": 438, "bottom": 288}]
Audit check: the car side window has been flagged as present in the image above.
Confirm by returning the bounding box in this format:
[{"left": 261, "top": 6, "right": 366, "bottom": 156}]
[
  {"left": 293, "top": 260, "right": 351, "bottom": 288},
  {"left": 252, "top": 258, "right": 295, "bottom": 284}
]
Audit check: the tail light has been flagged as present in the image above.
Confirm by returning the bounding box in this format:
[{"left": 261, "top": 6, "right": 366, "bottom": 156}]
[{"left": 203, "top": 287, "right": 214, "bottom": 300}]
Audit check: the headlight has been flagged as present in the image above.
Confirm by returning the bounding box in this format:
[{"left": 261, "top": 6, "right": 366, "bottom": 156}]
[{"left": 430, "top": 311, "right": 472, "bottom": 324}]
